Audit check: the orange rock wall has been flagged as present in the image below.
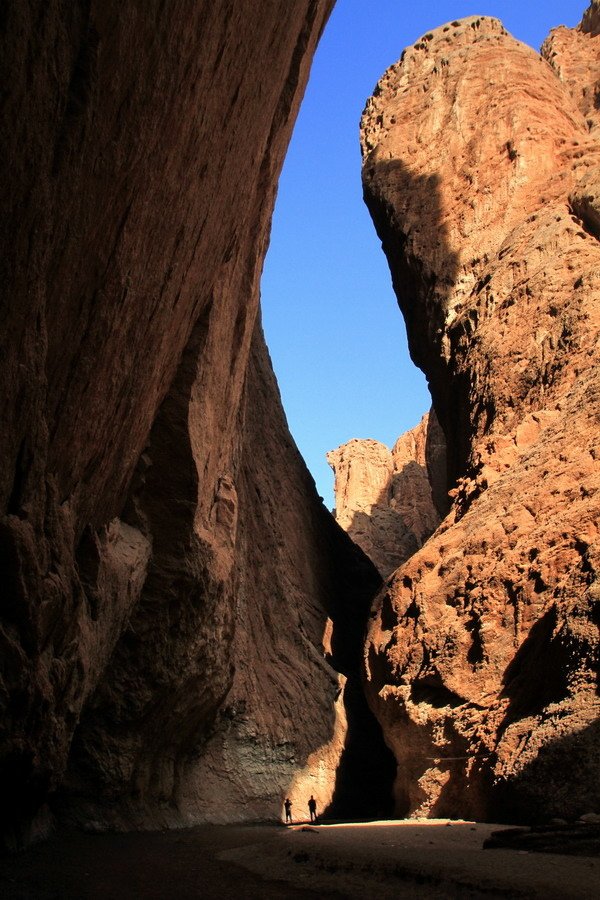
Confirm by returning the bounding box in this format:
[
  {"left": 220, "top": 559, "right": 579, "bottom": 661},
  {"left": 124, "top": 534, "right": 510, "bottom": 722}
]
[
  {"left": 361, "top": 8, "right": 600, "bottom": 822},
  {"left": 327, "top": 413, "right": 443, "bottom": 578}
]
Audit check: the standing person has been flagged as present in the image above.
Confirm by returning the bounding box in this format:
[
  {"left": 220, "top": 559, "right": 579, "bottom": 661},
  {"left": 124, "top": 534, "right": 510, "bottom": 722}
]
[
  {"left": 284, "top": 798, "right": 292, "bottom": 824},
  {"left": 308, "top": 795, "right": 317, "bottom": 823}
]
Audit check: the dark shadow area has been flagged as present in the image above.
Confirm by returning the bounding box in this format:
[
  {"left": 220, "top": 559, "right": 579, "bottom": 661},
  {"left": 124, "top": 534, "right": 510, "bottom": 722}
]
[
  {"left": 425, "top": 409, "right": 450, "bottom": 518},
  {"left": 0, "top": 824, "right": 334, "bottom": 899},
  {"left": 55, "top": 309, "right": 233, "bottom": 825},
  {"left": 313, "top": 496, "right": 397, "bottom": 818},
  {"left": 410, "top": 678, "right": 463, "bottom": 709},
  {"left": 491, "top": 718, "right": 600, "bottom": 825},
  {"left": 497, "top": 605, "right": 573, "bottom": 735},
  {"left": 324, "top": 400, "right": 452, "bottom": 821},
  {"left": 481, "top": 602, "right": 600, "bottom": 824},
  {"left": 323, "top": 677, "right": 396, "bottom": 821},
  {"left": 569, "top": 195, "right": 600, "bottom": 242},
  {"left": 323, "top": 407, "right": 454, "bottom": 819},
  {"left": 362, "top": 159, "right": 465, "bottom": 494},
  {"left": 484, "top": 820, "right": 600, "bottom": 856}
]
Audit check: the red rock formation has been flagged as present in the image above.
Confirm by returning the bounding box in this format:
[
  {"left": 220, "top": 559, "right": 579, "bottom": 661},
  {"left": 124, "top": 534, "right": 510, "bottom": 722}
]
[
  {"left": 542, "top": 1, "right": 600, "bottom": 134},
  {"left": 361, "top": 7, "right": 600, "bottom": 822},
  {"left": 63, "top": 322, "right": 386, "bottom": 828},
  {"left": 327, "top": 413, "right": 442, "bottom": 577},
  {"left": 0, "top": 0, "right": 392, "bottom": 845}
]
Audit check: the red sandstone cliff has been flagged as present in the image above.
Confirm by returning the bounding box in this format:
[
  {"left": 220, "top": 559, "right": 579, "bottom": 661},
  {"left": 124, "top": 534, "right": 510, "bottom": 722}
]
[
  {"left": 361, "top": 6, "right": 600, "bottom": 822},
  {"left": 327, "top": 413, "right": 443, "bottom": 577},
  {"left": 0, "top": 0, "right": 391, "bottom": 845},
  {"left": 63, "top": 321, "right": 387, "bottom": 828}
]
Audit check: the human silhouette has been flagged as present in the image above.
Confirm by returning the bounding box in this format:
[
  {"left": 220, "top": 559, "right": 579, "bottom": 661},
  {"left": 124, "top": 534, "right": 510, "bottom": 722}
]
[
  {"left": 308, "top": 795, "right": 317, "bottom": 822},
  {"left": 284, "top": 798, "right": 292, "bottom": 823}
]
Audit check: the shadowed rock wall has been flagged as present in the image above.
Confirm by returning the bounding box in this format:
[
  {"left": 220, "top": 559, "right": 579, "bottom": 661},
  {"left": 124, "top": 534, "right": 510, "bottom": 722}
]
[
  {"left": 0, "top": 0, "right": 395, "bottom": 845},
  {"left": 361, "top": 7, "right": 600, "bottom": 822},
  {"left": 61, "top": 320, "right": 388, "bottom": 828}
]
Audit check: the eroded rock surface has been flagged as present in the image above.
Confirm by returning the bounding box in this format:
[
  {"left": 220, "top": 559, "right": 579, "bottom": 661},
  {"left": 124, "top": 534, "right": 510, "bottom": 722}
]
[
  {"left": 327, "top": 413, "right": 443, "bottom": 577},
  {"left": 361, "top": 6, "right": 600, "bottom": 822},
  {"left": 0, "top": 0, "right": 393, "bottom": 845},
  {"left": 63, "top": 322, "right": 388, "bottom": 828}
]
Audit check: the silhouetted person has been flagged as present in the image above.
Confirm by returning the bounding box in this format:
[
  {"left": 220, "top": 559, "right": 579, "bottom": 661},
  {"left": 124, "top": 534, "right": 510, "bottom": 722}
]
[
  {"left": 308, "top": 795, "right": 317, "bottom": 823},
  {"left": 284, "top": 798, "right": 292, "bottom": 824}
]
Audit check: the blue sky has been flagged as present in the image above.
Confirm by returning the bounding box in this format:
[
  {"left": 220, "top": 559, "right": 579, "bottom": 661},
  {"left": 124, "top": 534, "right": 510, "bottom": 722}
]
[{"left": 261, "top": 0, "right": 585, "bottom": 510}]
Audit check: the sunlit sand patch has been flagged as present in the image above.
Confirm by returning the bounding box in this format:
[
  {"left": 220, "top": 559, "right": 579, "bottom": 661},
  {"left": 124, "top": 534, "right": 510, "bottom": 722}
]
[{"left": 314, "top": 818, "right": 477, "bottom": 828}]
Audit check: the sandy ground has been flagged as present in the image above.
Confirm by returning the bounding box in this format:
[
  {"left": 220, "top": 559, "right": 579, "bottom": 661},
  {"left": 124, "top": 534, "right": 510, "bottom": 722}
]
[
  {"left": 0, "top": 825, "right": 339, "bottom": 900},
  {"left": 0, "top": 819, "right": 597, "bottom": 899},
  {"left": 225, "top": 819, "right": 599, "bottom": 898}
]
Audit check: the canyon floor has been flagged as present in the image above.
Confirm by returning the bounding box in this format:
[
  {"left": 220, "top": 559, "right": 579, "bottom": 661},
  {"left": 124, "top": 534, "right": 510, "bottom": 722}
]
[{"left": 0, "top": 820, "right": 597, "bottom": 899}]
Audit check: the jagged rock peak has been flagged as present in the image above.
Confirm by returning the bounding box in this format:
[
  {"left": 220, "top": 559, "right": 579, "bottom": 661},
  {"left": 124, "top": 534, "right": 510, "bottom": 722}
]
[
  {"left": 327, "top": 437, "right": 395, "bottom": 523},
  {"left": 542, "top": 1, "right": 600, "bottom": 133},
  {"left": 581, "top": 0, "right": 600, "bottom": 35},
  {"left": 327, "top": 414, "right": 442, "bottom": 578}
]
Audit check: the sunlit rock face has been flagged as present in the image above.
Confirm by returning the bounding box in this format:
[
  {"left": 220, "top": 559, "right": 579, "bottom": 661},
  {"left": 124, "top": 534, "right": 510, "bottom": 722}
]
[
  {"left": 361, "top": 7, "right": 600, "bottom": 822},
  {"left": 0, "top": 0, "right": 394, "bottom": 844},
  {"left": 327, "top": 412, "right": 444, "bottom": 578}
]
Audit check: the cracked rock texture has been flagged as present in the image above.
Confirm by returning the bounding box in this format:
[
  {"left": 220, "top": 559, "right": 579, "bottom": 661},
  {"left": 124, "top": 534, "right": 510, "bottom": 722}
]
[
  {"left": 361, "top": 5, "right": 600, "bottom": 822},
  {"left": 327, "top": 412, "right": 443, "bottom": 578},
  {"left": 0, "top": 0, "right": 390, "bottom": 845}
]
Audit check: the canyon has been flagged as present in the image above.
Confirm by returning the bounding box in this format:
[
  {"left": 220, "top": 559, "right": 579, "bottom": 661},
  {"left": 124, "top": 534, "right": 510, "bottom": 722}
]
[{"left": 0, "top": 0, "right": 598, "bottom": 855}]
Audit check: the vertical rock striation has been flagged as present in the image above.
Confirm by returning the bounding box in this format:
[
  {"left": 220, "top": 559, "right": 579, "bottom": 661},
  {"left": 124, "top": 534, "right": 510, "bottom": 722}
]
[
  {"left": 327, "top": 412, "right": 443, "bottom": 578},
  {"left": 0, "top": 0, "right": 393, "bottom": 844},
  {"left": 361, "top": 7, "right": 600, "bottom": 822},
  {"left": 63, "top": 321, "right": 386, "bottom": 828}
]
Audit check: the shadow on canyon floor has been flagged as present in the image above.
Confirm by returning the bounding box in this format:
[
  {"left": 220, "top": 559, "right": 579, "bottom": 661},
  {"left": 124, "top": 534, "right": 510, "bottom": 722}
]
[
  {"left": 4, "top": 819, "right": 596, "bottom": 900},
  {"left": 0, "top": 825, "right": 339, "bottom": 900}
]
